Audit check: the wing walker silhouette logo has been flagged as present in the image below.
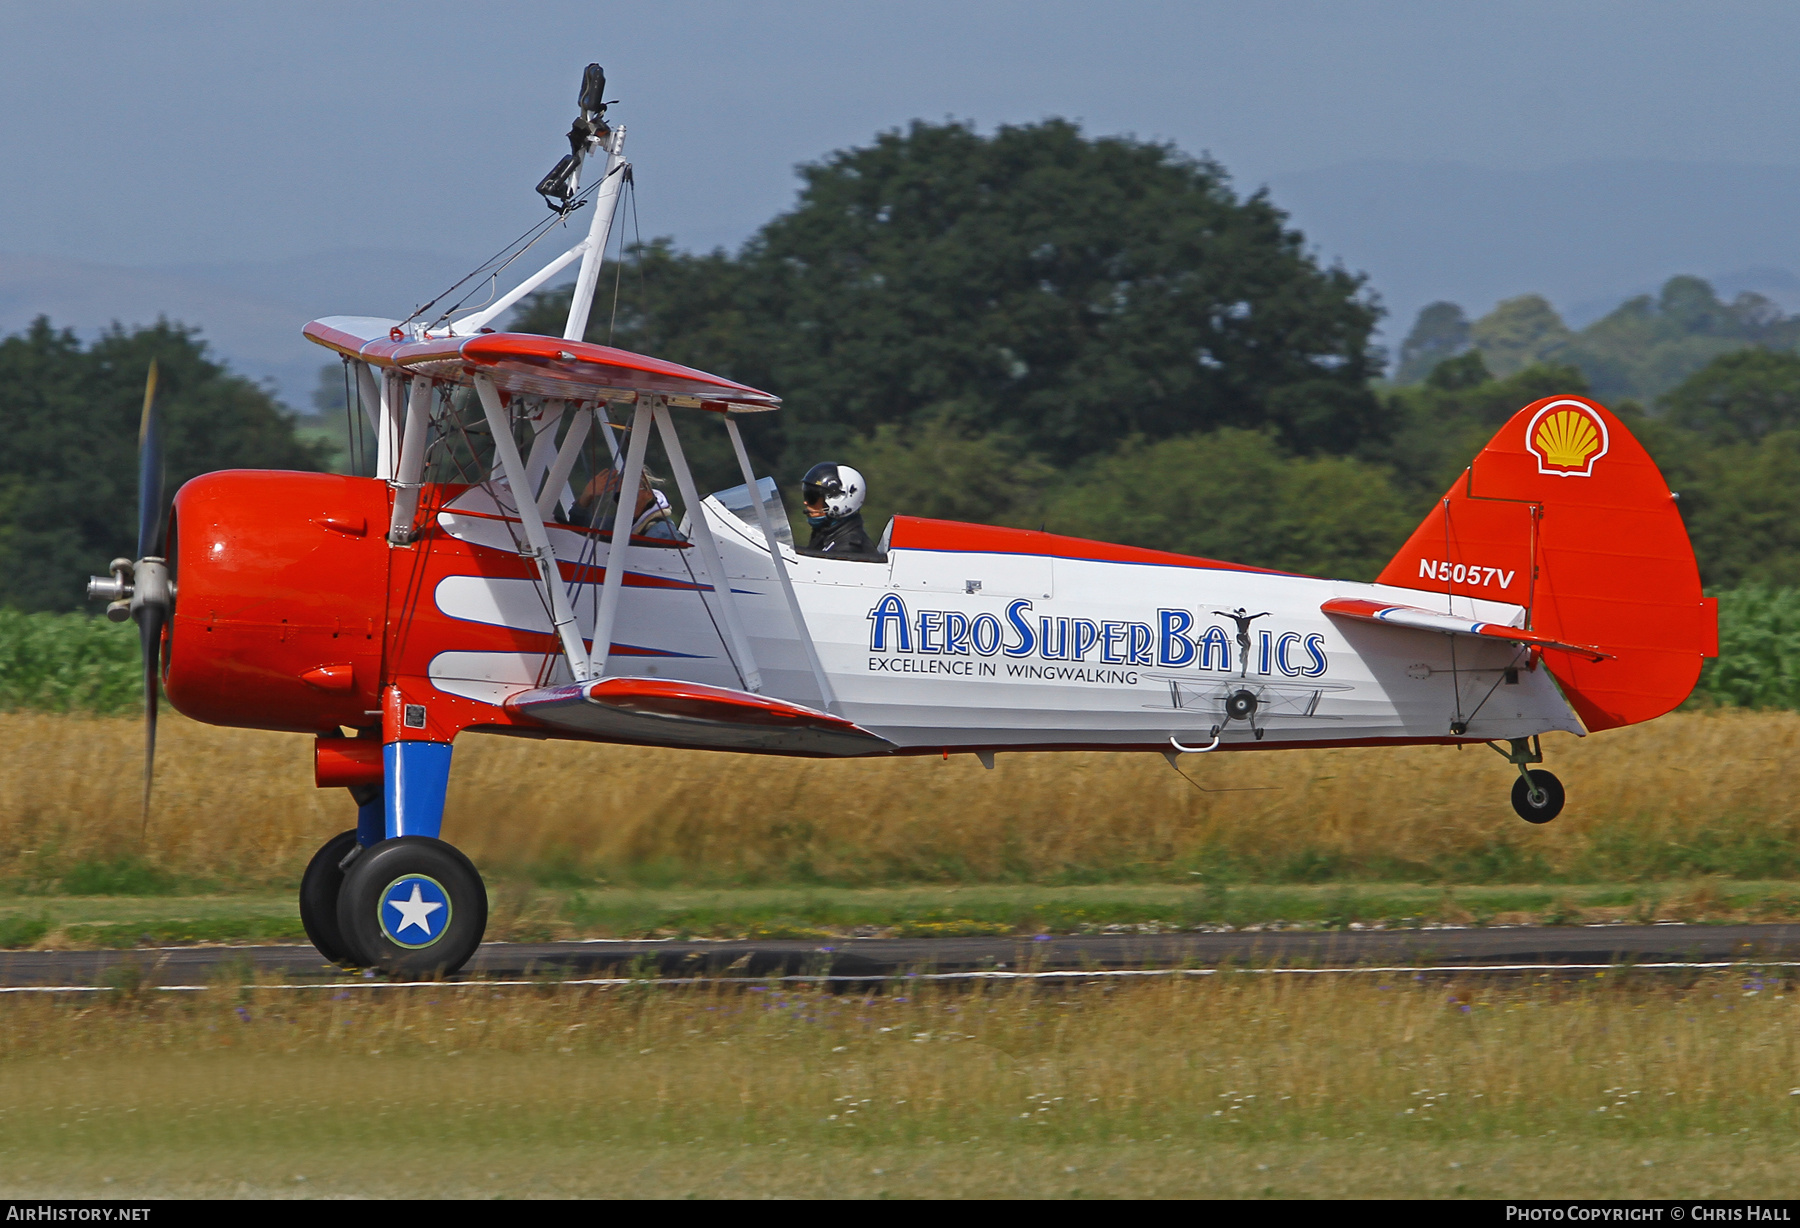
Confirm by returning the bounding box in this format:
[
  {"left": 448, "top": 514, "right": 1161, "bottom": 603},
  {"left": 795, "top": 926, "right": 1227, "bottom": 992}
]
[
  {"left": 1213, "top": 608, "right": 1271, "bottom": 677},
  {"left": 1525, "top": 398, "right": 1609, "bottom": 477}
]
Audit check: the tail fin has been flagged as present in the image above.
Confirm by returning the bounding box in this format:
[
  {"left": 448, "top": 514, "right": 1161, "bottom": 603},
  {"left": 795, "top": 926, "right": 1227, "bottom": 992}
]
[{"left": 1377, "top": 394, "right": 1717, "bottom": 732}]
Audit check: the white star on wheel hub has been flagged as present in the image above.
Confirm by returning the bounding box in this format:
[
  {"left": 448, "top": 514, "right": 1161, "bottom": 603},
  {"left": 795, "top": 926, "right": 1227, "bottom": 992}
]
[{"left": 387, "top": 883, "right": 444, "bottom": 936}]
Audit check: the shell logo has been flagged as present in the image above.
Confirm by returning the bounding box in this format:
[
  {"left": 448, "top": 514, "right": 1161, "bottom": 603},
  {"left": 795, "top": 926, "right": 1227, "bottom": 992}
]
[{"left": 1524, "top": 399, "right": 1609, "bottom": 477}]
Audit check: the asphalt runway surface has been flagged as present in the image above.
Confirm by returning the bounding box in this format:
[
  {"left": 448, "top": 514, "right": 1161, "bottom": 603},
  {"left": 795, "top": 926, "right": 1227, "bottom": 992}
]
[{"left": 4, "top": 923, "right": 1798, "bottom": 988}]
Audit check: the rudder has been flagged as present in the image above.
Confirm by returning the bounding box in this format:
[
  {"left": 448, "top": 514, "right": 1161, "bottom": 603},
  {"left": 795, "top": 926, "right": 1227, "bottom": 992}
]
[{"left": 1376, "top": 395, "right": 1717, "bottom": 732}]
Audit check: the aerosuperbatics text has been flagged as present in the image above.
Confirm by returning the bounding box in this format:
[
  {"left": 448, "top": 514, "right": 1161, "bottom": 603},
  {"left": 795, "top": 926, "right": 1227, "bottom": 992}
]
[{"left": 864, "top": 595, "right": 1327, "bottom": 684}]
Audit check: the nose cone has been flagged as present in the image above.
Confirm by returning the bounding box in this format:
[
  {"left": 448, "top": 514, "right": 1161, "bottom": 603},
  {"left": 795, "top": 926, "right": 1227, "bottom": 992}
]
[{"left": 164, "top": 471, "right": 390, "bottom": 733}]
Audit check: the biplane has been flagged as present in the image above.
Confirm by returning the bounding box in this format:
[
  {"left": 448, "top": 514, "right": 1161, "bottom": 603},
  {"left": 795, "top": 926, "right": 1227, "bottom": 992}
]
[{"left": 89, "top": 66, "right": 1718, "bottom": 974}]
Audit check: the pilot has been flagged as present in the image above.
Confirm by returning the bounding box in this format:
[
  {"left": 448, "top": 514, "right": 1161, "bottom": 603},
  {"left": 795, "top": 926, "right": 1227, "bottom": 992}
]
[
  {"left": 801, "top": 462, "right": 879, "bottom": 558},
  {"left": 574, "top": 468, "right": 682, "bottom": 540}
]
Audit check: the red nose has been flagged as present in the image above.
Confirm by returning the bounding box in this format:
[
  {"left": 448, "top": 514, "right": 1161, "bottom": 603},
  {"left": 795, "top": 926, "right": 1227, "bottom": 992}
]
[{"left": 164, "top": 471, "right": 389, "bottom": 733}]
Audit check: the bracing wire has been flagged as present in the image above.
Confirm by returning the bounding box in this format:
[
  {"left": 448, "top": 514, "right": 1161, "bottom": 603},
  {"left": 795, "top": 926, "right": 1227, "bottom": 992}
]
[
  {"left": 401, "top": 167, "right": 614, "bottom": 336},
  {"left": 1164, "top": 758, "right": 1277, "bottom": 795},
  {"left": 605, "top": 175, "right": 631, "bottom": 346}
]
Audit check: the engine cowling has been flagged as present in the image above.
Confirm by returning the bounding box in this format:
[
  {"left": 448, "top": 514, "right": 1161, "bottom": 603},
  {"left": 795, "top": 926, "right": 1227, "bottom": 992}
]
[{"left": 164, "top": 471, "right": 390, "bottom": 733}]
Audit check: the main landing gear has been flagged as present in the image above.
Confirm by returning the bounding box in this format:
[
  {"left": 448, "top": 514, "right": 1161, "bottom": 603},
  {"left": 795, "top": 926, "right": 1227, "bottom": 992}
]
[
  {"left": 336, "top": 837, "right": 489, "bottom": 976},
  {"left": 1491, "top": 736, "right": 1565, "bottom": 824},
  {"left": 301, "top": 743, "right": 489, "bottom": 976}
]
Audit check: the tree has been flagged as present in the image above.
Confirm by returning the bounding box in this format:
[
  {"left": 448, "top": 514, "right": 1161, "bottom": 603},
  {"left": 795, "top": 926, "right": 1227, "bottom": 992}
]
[
  {"left": 1372, "top": 361, "right": 1591, "bottom": 505},
  {"left": 1393, "top": 301, "right": 1471, "bottom": 384},
  {"left": 1468, "top": 295, "right": 1573, "bottom": 378},
  {"left": 1659, "top": 348, "right": 1800, "bottom": 445},
  {"left": 1043, "top": 429, "right": 1416, "bottom": 580},
  {"left": 516, "top": 119, "right": 1385, "bottom": 486},
  {"left": 0, "top": 318, "right": 330, "bottom": 611},
  {"left": 1652, "top": 430, "right": 1800, "bottom": 589},
  {"left": 1531, "top": 277, "right": 1800, "bottom": 403},
  {"left": 851, "top": 412, "right": 1055, "bottom": 538}
]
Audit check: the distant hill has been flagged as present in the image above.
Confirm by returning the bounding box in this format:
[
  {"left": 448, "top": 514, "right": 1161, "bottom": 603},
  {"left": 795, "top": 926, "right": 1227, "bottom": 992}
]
[
  {"left": 1392, "top": 275, "right": 1800, "bottom": 403},
  {"left": 1265, "top": 159, "right": 1800, "bottom": 349}
]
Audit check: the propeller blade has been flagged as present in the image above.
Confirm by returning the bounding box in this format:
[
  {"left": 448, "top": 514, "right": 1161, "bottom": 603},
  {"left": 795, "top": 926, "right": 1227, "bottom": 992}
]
[
  {"left": 138, "top": 599, "right": 164, "bottom": 834},
  {"left": 137, "top": 359, "right": 167, "bottom": 560}
]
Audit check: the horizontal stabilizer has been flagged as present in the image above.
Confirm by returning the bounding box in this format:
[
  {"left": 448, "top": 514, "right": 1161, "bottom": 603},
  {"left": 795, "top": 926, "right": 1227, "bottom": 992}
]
[
  {"left": 503, "top": 677, "right": 894, "bottom": 757},
  {"left": 1320, "top": 597, "right": 1609, "bottom": 662}
]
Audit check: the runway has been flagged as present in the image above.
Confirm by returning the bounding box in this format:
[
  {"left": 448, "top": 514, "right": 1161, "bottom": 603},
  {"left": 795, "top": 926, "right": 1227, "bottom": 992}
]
[{"left": 4, "top": 923, "right": 1798, "bottom": 989}]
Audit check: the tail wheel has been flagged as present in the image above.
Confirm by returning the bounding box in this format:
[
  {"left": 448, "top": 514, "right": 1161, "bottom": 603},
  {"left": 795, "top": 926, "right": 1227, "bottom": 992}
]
[
  {"left": 1511, "top": 769, "right": 1566, "bottom": 824},
  {"left": 299, "top": 829, "right": 360, "bottom": 965},
  {"left": 336, "top": 836, "right": 488, "bottom": 976}
]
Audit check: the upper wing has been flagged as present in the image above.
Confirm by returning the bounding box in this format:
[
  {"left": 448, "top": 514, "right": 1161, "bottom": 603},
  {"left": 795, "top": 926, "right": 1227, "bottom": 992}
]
[
  {"left": 303, "top": 319, "right": 779, "bottom": 413},
  {"left": 1320, "top": 597, "right": 1609, "bottom": 662}
]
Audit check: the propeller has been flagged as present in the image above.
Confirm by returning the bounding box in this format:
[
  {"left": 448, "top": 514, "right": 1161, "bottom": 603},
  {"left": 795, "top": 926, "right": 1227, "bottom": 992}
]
[{"left": 87, "top": 360, "right": 173, "bottom": 832}]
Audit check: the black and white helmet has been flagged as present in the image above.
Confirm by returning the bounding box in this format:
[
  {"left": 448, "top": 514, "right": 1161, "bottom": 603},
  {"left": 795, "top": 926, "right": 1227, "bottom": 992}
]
[{"left": 801, "top": 462, "right": 866, "bottom": 518}]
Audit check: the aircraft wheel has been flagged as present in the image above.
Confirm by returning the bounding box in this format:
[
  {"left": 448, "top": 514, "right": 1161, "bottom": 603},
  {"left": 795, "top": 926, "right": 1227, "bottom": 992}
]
[
  {"left": 336, "top": 836, "right": 488, "bottom": 976},
  {"left": 1511, "top": 769, "right": 1565, "bottom": 824},
  {"left": 299, "top": 829, "right": 360, "bottom": 966}
]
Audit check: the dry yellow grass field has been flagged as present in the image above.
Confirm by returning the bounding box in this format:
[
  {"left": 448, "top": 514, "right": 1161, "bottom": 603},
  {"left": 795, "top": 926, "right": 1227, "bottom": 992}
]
[
  {"left": 0, "top": 974, "right": 1796, "bottom": 1198},
  {"left": 2, "top": 709, "right": 1796, "bottom": 885}
]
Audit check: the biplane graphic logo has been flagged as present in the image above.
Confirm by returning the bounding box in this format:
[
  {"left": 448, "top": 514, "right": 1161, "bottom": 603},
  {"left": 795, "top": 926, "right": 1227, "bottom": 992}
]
[
  {"left": 863, "top": 595, "right": 1328, "bottom": 680},
  {"left": 1525, "top": 399, "right": 1609, "bottom": 477}
]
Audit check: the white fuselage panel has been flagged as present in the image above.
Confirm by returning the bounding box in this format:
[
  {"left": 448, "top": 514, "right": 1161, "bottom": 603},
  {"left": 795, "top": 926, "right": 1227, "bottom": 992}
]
[{"left": 427, "top": 487, "right": 1584, "bottom": 750}]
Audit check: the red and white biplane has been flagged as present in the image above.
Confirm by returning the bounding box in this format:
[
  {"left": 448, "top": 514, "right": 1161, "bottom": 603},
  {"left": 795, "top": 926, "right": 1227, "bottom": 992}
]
[{"left": 90, "top": 67, "right": 1718, "bottom": 974}]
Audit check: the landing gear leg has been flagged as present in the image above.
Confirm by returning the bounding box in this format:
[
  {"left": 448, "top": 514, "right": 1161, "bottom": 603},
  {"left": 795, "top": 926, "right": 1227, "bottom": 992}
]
[
  {"left": 335, "top": 740, "right": 488, "bottom": 976},
  {"left": 1491, "top": 736, "right": 1565, "bottom": 824}
]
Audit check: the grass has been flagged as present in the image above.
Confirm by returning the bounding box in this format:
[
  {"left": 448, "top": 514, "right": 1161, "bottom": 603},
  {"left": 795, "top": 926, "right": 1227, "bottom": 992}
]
[
  {"left": 525, "top": 879, "right": 1800, "bottom": 941},
  {"left": 0, "top": 893, "right": 302, "bottom": 949},
  {"left": 0, "top": 974, "right": 1796, "bottom": 1198},
  {"left": 5, "top": 880, "right": 1798, "bottom": 950},
  {"left": 2, "top": 708, "right": 1798, "bottom": 892}
]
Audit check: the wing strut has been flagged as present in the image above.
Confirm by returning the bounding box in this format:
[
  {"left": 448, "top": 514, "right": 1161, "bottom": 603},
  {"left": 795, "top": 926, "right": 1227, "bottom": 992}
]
[
  {"left": 724, "top": 416, "right": 838, "bottom": 713},
  {"left": 535, "top": 404, "right": 591, "bottom": 520},
  {"left": 564, "top": 128, "right": 628, "bottom": 342},
  {"left": 473, "top": 374, "right": 593, "bottom": 682},
  {"left": 653, "top": 400, "right": 763, "bottom": 692},
  {"left": 587, "top": 396, "right": 653, "bottom": 679},
  {"left": 387, "top": 374, "right": 433, "bottom": 543},
  {"left": 521, "top": 399, "right": 568, "bottom": 497}
]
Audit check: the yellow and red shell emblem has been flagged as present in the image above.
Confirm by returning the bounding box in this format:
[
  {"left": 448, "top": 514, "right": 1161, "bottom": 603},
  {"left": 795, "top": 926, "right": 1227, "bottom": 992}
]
[{"left": 1525, "top": 399, "right": 1609, "bottom": 477}]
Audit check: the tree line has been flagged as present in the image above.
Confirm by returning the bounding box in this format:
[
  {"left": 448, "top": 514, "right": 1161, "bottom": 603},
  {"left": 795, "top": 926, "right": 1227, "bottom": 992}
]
[{"left": 3, "top": 117, "right": 1798, "bottom": 616}]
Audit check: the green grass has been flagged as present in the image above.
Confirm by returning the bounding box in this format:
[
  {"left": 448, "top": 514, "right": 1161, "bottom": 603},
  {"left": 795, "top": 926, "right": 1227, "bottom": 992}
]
[
  {"left": 0, "top": 891, "right": 298, "bottom": 948},
  {"left": 522, "top": 880, "right": 1800, "bottom": 939},
  {"left": 5, "top": 879, "right": 1797, "bottom": 949},
  {"left": 55, "top": 856, "right": 187, "bottom": 896},
  {"left": 0, "top": 975, "right": 1797, "bottom": 1198}
]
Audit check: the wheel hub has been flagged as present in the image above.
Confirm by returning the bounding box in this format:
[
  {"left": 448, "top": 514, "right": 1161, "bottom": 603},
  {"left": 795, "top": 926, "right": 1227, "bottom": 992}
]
[{"left": 379, "top": 874, "right": 453, "bottom": 949}]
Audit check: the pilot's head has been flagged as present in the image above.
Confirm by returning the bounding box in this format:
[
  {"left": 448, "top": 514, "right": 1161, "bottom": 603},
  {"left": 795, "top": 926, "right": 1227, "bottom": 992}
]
[{"left": 801, "top": 462, "right": 866, "bottom": 527}]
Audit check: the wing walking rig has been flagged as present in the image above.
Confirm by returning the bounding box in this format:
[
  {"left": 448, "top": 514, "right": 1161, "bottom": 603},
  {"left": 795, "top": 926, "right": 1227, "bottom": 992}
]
[{"left": 89, "top": 66, "right": 1720, "bottom": 976}]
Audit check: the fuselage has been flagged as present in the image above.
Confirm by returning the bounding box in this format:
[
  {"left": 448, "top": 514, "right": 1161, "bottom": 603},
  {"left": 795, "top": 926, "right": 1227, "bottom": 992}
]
[{"left": 164, "top": 469, "right": 1582, "bottom": 753}]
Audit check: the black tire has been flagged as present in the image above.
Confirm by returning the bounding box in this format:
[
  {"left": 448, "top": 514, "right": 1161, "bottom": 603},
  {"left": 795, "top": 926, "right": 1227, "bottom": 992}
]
[
  {"left": 1225, "top": 689, "right": 1258, "bottom": 722},
  {"left": 336, "top": 836, "right": 487, "bottom": 976},
  {"left": 299, "top": 829, "right": 360, "bottom": 966},
  {"left": 1511, "top": 769, "right": 1566, "bottom": 824}
]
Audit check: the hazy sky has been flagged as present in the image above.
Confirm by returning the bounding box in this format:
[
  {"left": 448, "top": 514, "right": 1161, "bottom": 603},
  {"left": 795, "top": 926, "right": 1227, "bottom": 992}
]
[{"left": 7, "top": 0, "right": 1800, "bottom": 267}]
